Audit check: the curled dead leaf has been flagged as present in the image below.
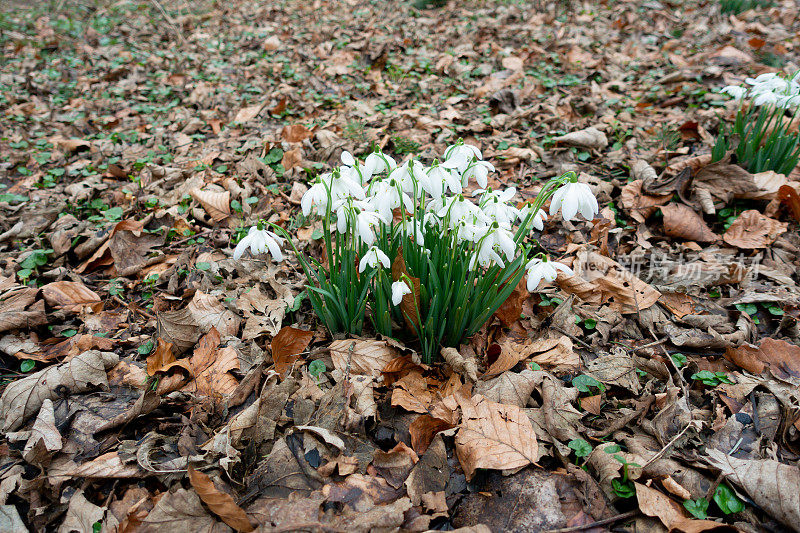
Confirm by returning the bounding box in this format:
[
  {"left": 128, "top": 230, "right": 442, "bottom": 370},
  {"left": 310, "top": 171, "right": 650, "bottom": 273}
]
[
  {"left": 188, "top": 466, "right": 254, "bottom": 532},
  {"left": 0, "top": 350, "right": 118, "bottom": 431},
  {"left": 553, "top": 127, "right": 608, "bottom": 150},
  {"left": 271, "top": 326, "right": 314, "bottom": 377},
  {"left": 661, "top": 203, "right": 718, "bottom": 243},
  {"left": 40, "top": 281, "right": 101, "bottom": 313},
  {"left": 723, "top": 210, "right": 787, "bottom": 249},
  {"left": 190, "top": 188, "right": 231, "bottom": 222},
  {"left": 455, "top": 394, "right": 538, "bottom": 481}
]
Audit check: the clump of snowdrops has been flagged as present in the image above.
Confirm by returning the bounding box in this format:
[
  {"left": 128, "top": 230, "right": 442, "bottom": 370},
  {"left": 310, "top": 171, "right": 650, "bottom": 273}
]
[
  {"left": 234, "top": 142, "right": 597, "bottom": 363},
  {"left": 715, "top": 72, "right": 800, "bottom": 175}
]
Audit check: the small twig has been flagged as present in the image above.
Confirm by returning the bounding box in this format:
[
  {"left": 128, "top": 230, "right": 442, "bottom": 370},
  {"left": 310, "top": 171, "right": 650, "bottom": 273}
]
[
  {"left": 149, "top": 0, "right": 186, "bottom": 44},
  {"left": 113, "top": 295, "right": 156, "bottom": 321},
  {"left": 704, "top": 472, "right": 725, "bottom": 503},
  {"left": 545, "top": 510, "right": 640, "bottom": 533},
  {"left": 553, "top": 326, "right": 593, "bottom": 351},
  {"left": 640, "top": 423, "right": 693, "bottom": 471}
]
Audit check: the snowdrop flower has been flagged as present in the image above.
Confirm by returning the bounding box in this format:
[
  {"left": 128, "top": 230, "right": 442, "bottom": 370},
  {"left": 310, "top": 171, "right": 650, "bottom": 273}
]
[
  {"left": 390, "top": 160, "right": 426, "bottom": 196},
  {"left": 368, "top": 179, "right": 413, "bottom": 223},
  {"left": 549, "top": 180, "right": 598, "bottom": 222},
  {"left": 361, "top": 152, "right": 396, "bottom": 182},
  {"left": 444, "top": 143, "right": 482, "bottom": 173},
  {"left": 525, "top": 257, "right": 573, "bottom": 291},
  {"left": 301, "top": 180, "right": 329, "bottom": 216},
  {"left": 518, "top": 204, "right": 548, "bottom": 230},
  {"left": 233, "top": 226, "right": 284, "bottom": 262},
  {"left": 335, "top": 201, "right": 381, "bottom": 245},
  {"left": 422, "top": 164, "right": 461, "bottom": 198},
  {"left": 462, "top": 160, "right": 494, "bottom": 189},
  {"left": 358, "top": 246, "right": 390, "bottom": 273},
  {"left": 341, "top": 151, "right": 356, "bottom": 167},
  {"left": 753, "top": 91, "right": 780, "bottom": 107},
  {"left": 721, "top": 85, "right": 747, "bottom": 100},
  {"left": 391, "top": 280, "right": 412, "bottom": 305},
  {"left": 478, "top": 188, "right": 520, "bottom": 229},
  {"left": 438, "top": 195, "right": 490, "bottom": 228}
]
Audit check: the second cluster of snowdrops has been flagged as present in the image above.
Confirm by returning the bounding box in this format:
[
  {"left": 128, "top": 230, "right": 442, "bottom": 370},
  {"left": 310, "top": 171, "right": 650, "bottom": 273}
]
[{"left": 234, "top": 142, "right": 597, "bottom": 363}]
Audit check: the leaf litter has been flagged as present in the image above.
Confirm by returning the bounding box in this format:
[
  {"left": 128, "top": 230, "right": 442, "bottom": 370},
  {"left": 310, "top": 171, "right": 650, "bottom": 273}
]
[{"left": 0, "top": 0, "right": 799, "bottom": 531}]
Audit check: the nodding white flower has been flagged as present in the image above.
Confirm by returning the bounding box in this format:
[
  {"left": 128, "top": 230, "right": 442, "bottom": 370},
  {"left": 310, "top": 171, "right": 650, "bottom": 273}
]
[
  {"left": 444, "top": 143, "right": 482, "bottom": 173},
  {"left": 233, "top": 226, "right": 284, "bottom": 262},
  {"left": 422, "top": 164, "right": 462, "bottom": 198},
  {"left": 518, "top": 204, "right": 548, "bottom": 230},
  {"left": 341, "top": 151, "right": 356, "bottom": 167},
  {"left": 301, "top": 180, "right": 329, "bottom": 216},
  {"left": 368, "top": 179, "right": 413, "bottom": 223},
  {"left": 478, "top": 188, "right": 520, "bottom": 229},
  {"left": 361, "top": 152, "right": 396, "bottom": 182},
  {"left": 525, "top": 257, "right": 573, "bottom": 291},
  {"left": 549, "top": 181, "right": 598, "bottom": 222},
  {"left": 335, "top": 201, "right": 382, "bottom": 245},
  {"left": 359, "top": 246, "right": 390, "bottom": 273},
  {"left": 466, "top": 224, "right": 516, "bottom": 270},
  {"left": 721, "top": 85, "right": 747, "bottom": 100},
  {"left": 462, "top": 160, "right": 495, "bottom": 189},
  {"left": 391, "top": 280, "right": 412, "bottom": 305},
  {"left": 438, "top": 195, "right": 491, "bottom": 228},
  {"left": 753, "top": 91, "right": 780, "bottom": 107},
  {"left": 532, "top": 209, "right": 548, "bottom": 231},
  {"left": 390, "top": 160, "right": 427, "bottom": 196}
]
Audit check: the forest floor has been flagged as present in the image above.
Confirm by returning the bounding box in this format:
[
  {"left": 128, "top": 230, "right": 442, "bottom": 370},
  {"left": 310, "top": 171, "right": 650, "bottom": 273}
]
[{"left": 0, "top": 0, "right": 799, "bottom": 531}]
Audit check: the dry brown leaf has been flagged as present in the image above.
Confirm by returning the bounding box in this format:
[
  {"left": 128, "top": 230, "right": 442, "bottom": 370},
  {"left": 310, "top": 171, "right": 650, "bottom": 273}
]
[
  {"left": 40, "top": 281, "right": 101, "bottom": 313},
  {"left": 271, "top": 326, "right": 314, "bottom": 376},
  {"left": 409, "top": 415, "right": 456, "bottom": 455},
  {"left": 188, "top": 291, "right": 241, "bottom": 337},
  {"left": 391, "top": 369, "right": 433, "bottom": 413},
  {"left": 586, "top": 348, "right": 640, "bottom": 393},
  {"left": 371, "top": 441, "right": 419, "bottom": 489},
  {"left": 190, "top": 188, "right": 231, "bottom": 222},
  {"left": 140, "top": 488, "right": 231, "bottom": 533},
  {"left": 392, "top": 248, "right": 422, "bottom": 331},
  {"left": 182, "top": 328, "right": 240, "bottom": 400},
  {"left": 441, "top": 347, "right": 478, "bottom": 383},
  {"left": 694, "top": 160, "right": 759, "bottom": 203},
  {"left": 484, "top": 335, "right": 577, "bottom": 378},
  {"left": 722, "top": 209, "right": 787, "bottom": 249},
  {"left": 706, "top": 449, "right": 800, "bottom": 530},
  {"left": 740, "top": 170, "right": 788, "bottom": 200},
  {"left": 725, "top": 338, "right": 800, "bottom": 384},
  {"left": 558, "top": 247, "right": 661, "bottom": 313},
  {"left": 188, "top": 466, "right": 254, "bottom": 532},
  {"left": 777, "top": 184, "right": 800, "bottom": 221},
  {"left": 659, "top": 292, "right": 695, "bottom": 319},
  {"left": 455, "top": 394, "right": 538, "bottom": 481},
  {"left": 233, "top": 104, "right": 262, "bottom": 123},
  {"left": 0, "top": 285, "right": 47, "bottom": 332},
  {"left": 156, "top": 307, "right": 201, "bottom": 355},
  {"left": 493, "top": 277, "right": 528, "bottom": 328},
  {"left": 0, "top": 350, "right": 118, "bottom": 431},
  {"left": 281, "top": 124, "right": 313, "bottom": 143},
  {"left": 635, "top": 482, "right": 729, "bottom": 533},
  {"left": 661, "top": 203, "right": 718, "bottom": 243},
  {"left": 59, "top": 490, "right": 106, "bottom": 533},
  {"left": 620, "top": 180, "right": 672, "bottom": 223},
  {"left": 474, "top": 369, "right": 542, "bottom": 407},
  {"left": 48, "top": 451, "right": 144, "bottom": 482},
  {"left": 553, "top": 127, "right": 608, "bottom": 150},
  {"left": 146, "top": 338, "right": 177, "bottom": 375},
  {"left": 329, "top": 339, "right": 400, "bottom": 378}
]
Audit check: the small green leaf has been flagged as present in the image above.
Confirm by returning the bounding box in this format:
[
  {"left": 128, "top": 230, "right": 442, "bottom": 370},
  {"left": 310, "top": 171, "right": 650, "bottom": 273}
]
[
  {"left": 713, "top": 483, "right": 744, "bottom": 514},
  {"left": 103, "top": 206, "right": 124, "bottom": 221},
  {"left": 572, "top": 374, "right": 604, "bottom": 393},
  {"left": 683, "top": 498, "right": 709, "bottom": 519},
  {"left": 670, "top": 353, "right": 687, "bottom": 368},
  {"left": 138, "top": 339, "right": 154, "bottom": 355},
  {"left": 62, "top": 329, "right": 77, "bottom": 338},
  {"left": 583, "top": 318, "right": 597, "bottom": 330},
  {"left": 20, "top": 359, "right": 35, "bottom": 373},
  {"left": 568, "top": 438, "right": 593, "bottom": 458},
  {"left": 766, "top": 305, "right": 784, "bottom": 316},
  {"left": 529, "top": 361, "right": 541, "bottom": 371},
  {"left": 308, "top": 359, "right": 326, "bottom": 379},
  {"left": 604, "top": 444, "right": 622, "bottom": 454},
  {"left": 195, "top": 262, "right": 211, "bottom": 271},
  {"left": 311, "top": 228, "right": 324, "bottom": 240}
]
